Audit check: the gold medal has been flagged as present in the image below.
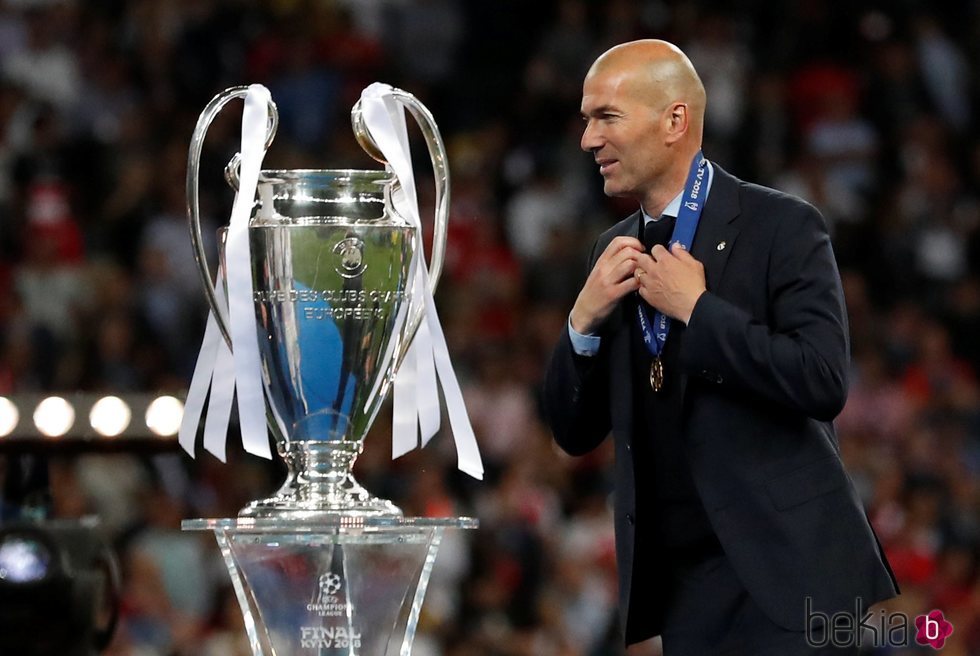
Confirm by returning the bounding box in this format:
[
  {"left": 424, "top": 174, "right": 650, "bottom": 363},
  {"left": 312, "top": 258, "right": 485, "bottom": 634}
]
[{"left": 650, "top": 356, "right": 664, "bottom": 392}]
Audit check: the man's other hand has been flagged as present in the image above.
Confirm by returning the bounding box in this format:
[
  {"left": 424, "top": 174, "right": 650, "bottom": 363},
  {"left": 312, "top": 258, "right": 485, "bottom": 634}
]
[
  {"left": 570, "top": 236, "right": 645, "bottom": 334},
  {"left": 634, "top": 242, "right": 706, "bottom": 324}
]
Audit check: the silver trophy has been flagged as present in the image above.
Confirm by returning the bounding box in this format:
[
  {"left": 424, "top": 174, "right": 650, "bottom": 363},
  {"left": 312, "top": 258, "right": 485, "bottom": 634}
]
[
  {"left": 186, "top": 86, "right": 449, "bottom": 520},
  {"left": 183, "top": 86, "right": 476, "bottom": 655}
]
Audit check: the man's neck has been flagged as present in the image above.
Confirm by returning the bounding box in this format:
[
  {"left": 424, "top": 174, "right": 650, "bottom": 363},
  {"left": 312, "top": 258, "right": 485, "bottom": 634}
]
[{"left": 640, "top": 154, "right": 696, "bottom": 217}]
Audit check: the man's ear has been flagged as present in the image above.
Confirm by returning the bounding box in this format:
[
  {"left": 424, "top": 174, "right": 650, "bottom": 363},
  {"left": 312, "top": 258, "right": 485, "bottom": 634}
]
[{"left": 664, "top": 102, "right": 689, "bottom": 144}]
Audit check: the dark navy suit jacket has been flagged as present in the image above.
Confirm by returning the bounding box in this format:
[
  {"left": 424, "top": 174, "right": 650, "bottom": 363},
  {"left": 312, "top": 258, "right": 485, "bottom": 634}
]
[{"left": 543, "top": 163, "right": 898, "bottom": 643}]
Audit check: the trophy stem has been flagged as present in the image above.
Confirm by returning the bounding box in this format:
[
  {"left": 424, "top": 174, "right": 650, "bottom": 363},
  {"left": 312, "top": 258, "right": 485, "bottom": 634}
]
[{"left": 240, "top": 441, "right": 403, "bottom": 519}]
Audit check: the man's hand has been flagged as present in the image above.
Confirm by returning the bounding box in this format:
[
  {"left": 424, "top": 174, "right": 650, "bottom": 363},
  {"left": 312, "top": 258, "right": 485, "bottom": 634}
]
[
  {"left": 570, "top": 236, "right": 645, "bottom": 334},
  {"left": 634, "top": 242, "right": 706, "bottom": 324}
]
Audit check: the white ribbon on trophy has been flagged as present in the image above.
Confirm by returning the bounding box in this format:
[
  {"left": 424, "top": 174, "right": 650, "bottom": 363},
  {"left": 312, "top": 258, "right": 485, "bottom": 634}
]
[
  {"left": 358, "top": 83, "right": 483, "bottom": 480},
  {"left": 179, "top": 84, "right": 272, "bottom": 461}
]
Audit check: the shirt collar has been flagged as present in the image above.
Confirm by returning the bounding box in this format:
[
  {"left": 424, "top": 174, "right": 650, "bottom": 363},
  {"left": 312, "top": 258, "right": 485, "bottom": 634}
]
[
  {"left": 641, "top": 160, "right": 713, "bottom": 224},
  {"left": 642, "top": 190, "right": 684, "bottom": 224}
]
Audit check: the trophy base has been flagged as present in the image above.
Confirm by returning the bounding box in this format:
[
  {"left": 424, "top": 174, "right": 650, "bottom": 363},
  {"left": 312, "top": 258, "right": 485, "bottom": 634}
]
[
  {"left": 239, "top": 493, "right": 403, "bottom": 521},
  {"left": 182, "top": 517, "right": 478, "bottom": 656}
]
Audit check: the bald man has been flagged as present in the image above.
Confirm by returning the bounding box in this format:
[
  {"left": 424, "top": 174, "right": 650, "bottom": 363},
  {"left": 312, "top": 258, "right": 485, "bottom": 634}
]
[{"left": 543, "top": 41, "right": 898, "bottom": 655}]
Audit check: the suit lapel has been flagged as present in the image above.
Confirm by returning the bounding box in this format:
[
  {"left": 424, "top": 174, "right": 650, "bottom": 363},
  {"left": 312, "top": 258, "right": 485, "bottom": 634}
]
[
  {"left": 691, "top": 163, "right": 741, "bottom": 293},
  {"left": 678, "top": 163, "right": 740, "bottom": 402},
  {"left": 608, "top": 211, "right": 642, "bottom": 440}
]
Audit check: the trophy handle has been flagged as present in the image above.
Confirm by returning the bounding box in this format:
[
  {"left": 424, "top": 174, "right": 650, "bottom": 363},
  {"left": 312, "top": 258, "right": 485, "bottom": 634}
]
[
  {"left": 186, "top": 86, "right": 278, "bottom": 347},
  {"left": 350, "top": 89, "right": 450, "bottom": 354}
]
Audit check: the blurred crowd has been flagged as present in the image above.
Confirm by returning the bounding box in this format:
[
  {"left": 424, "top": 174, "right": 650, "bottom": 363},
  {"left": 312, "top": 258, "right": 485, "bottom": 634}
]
[{"left": 1, "top": 0, "right": 980, "bottom": 654}]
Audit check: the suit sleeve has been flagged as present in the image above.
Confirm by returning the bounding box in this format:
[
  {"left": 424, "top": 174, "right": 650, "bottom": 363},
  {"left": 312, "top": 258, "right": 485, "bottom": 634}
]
[
  {"left": 542, "top": 240, "right": 613, "bottom": 456},
  {"left": 679, "top": 202, "right": 849, "bottom": 421}
]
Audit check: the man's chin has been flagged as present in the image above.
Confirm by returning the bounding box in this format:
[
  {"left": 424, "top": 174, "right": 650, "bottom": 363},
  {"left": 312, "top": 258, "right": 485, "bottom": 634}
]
[{"left": 602, "top": 181, "right": 629, "bottom": 197}]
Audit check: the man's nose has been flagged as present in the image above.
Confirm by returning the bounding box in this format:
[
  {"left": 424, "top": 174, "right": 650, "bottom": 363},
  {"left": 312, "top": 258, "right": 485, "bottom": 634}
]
[{"left": 581, "top": 121, "right": 601, "bottom": 152}]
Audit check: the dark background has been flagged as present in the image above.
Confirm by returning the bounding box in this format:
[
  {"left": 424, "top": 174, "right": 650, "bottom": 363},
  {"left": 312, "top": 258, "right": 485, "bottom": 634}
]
[{"left": 0, "top": 1, "right": 978, "bottom": 654}]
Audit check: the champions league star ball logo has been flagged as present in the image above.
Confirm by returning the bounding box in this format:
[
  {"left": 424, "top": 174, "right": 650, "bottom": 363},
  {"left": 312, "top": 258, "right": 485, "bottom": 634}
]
[
  {"left": 334, "top": 237, "right": 367, "bottom": 278},
  {"left": 319, "top": 572, "right": 342, "bottom": 598},
  {"left": 302, "top": 573, "right": 362, "bottom": 649},
  {"left": 306, "top": 571, "right": 346, "bottom": 618}
]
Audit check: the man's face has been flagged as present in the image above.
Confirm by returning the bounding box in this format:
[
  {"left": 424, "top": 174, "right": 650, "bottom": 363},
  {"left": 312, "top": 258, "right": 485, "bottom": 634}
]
[{"left": 580, "top": 67, "right": 669, "bottom": 203}]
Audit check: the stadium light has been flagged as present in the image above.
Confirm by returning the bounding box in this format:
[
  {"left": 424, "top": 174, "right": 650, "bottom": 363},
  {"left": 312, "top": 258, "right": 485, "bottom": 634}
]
[
  {"left": 0, "top": 394, "right": 185, "bottom": 449},
  {"left": 33, "top": 397, "right": 75, "bottom": 438},
  {"left": 89, "top": 397, "right": 131, "bottom": 438},
  {"left": 145, "top": 396, "right": 184, "bottom": 437},
  {"left": 0, "top": 398, "right": 18, "bottom": 438}
]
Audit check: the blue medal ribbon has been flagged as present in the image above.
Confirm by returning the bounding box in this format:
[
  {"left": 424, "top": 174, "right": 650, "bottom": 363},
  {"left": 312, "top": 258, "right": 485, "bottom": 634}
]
[{"left": 636, "top": 151, "right": 708, "bottom": 385}]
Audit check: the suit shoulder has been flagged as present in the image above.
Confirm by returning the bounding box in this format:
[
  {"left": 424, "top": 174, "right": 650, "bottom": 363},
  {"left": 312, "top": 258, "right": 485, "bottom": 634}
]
[
  {"left": 736, "top": 178, "right": 827, "bottom": 231},
  {"left": 738, "top": 178, "right": 819, "bottom": 214}
]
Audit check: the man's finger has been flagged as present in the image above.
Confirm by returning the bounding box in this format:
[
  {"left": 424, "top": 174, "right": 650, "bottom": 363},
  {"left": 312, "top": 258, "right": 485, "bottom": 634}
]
[
  {"left": 636, "top": 285, "right": 659, "bottom": 309},
  {"left": 611, "top": 245, "right": 641, "bottom": 267},
  {"left": 608, "top": 236, "right": 645, "bottom": 254},
  {"left": 615, "top": 276, "right": 641, "bottom": 295},
  {"left": 609, "top": 258, "right": 638, "bottom": 282},
  {"left": 670, "top": 242, "right": 696, "bottom": 260}
]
